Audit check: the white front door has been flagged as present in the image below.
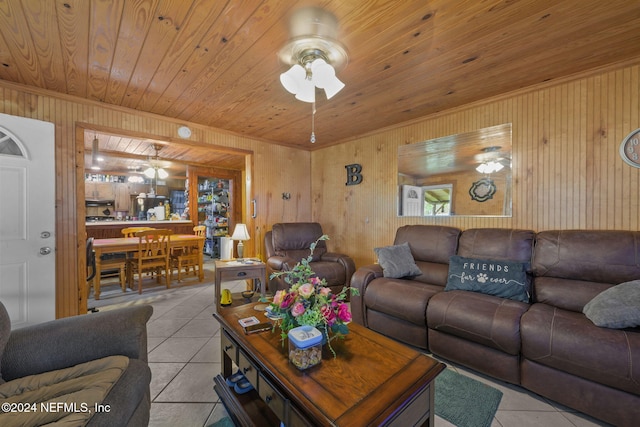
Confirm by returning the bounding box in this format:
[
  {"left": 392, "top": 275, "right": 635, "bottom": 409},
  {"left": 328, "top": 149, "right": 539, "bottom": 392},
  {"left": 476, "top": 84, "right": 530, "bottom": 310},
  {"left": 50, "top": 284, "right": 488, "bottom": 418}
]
[
  {"left": 0, "top": 113, "right": 56, "bottom": 328},
  {"left": 401, "top": 184, "right": 424, "bottom": 216}
]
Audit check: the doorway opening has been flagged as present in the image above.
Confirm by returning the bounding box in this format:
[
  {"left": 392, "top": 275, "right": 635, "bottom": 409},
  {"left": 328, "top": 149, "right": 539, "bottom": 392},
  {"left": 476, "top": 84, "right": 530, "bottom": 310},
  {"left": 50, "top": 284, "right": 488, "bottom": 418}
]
[{"left": 77, "top": 125, "right": 252, "bottom": 313}]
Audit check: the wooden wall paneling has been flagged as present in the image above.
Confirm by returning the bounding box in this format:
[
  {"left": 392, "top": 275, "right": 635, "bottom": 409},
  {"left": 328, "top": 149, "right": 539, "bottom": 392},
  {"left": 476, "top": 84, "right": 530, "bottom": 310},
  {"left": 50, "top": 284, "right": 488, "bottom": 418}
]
[
  {"left": 76, "top": 126, "right": 87, "bottom": 314},
  {"left": 2, "top": 60, "right": 640, "bottom": 316},
  {"left": 312, "top": 61, "right": 640, "bottom": 268}
]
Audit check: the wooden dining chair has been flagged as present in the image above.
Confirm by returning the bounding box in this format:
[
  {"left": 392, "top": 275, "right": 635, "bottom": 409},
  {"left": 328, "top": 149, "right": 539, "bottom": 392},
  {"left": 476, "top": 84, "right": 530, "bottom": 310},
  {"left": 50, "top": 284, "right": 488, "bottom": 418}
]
[
  {"left": 121, "top": 226, "right": 155, "bottom": 237},
  {"left": 193, "top": 225, "right": 206, "bottom": 237},
  {"left": 171, "top": 226, "right": 206, "bottom": 282},
  {"left": 122, "top": 227, "right": 156, "bottom": 281},
  {"left": 86, "top": 237, "right": 127, "bottom": 297},
  {"left": 171, "top": 234, "right": 204, "bottom": 282},
  {"left": 128, "top": 229, "right": 172, "bottom": 294}
]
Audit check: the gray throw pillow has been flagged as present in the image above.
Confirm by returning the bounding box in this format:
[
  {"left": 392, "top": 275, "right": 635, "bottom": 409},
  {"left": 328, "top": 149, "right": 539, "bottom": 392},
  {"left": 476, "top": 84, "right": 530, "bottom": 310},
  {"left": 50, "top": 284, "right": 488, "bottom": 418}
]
[
  {"left": 374, "top": 242, "right": 422, "bottom": 278},
  {"left": 445, "top": 255, "right": 530, "bottom": 303},
  {"left": 583, "top": 280, "right": 640, "bottom": 329},
  {"left": 0, "top": 302, "right": 10, "bottom": 383}
]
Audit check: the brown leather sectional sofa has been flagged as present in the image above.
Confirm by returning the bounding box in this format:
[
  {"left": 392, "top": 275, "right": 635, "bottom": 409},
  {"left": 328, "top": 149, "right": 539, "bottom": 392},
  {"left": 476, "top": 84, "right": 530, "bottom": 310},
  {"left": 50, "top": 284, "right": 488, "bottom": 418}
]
[{"left": 350, "top": 226, "right": 640, "bottom": 427}]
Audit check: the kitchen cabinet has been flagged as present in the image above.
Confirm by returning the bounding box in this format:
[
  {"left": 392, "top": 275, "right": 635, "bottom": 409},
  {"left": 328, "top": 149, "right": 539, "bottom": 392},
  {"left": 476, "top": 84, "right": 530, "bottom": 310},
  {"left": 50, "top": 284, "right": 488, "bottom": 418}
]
[
  {"left": 114, "top": 183, "right": 130, "bottom": 212},
  {"left": 85, "top": 182, "right": 115, "bottom": 200},
  {"left": 126, "top": 183, "right": 148, "bottom": 196}
]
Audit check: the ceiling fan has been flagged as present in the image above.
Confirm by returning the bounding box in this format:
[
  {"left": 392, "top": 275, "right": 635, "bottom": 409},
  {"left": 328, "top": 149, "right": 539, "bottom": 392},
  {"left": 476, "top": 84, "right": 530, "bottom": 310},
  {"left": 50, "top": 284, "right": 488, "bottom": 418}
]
[
  {"left": 142, "top": 144, "right": 169, "bottom": 179},
  {"left": 278, "top": 6, "right": 348, "bottom": 143}
]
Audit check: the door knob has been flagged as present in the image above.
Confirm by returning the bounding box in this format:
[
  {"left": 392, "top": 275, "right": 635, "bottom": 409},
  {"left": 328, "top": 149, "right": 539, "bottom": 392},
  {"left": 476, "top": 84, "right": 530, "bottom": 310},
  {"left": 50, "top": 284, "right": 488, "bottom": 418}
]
[{"left": 40, "top": 247, "right": 52, "bottom": 255}]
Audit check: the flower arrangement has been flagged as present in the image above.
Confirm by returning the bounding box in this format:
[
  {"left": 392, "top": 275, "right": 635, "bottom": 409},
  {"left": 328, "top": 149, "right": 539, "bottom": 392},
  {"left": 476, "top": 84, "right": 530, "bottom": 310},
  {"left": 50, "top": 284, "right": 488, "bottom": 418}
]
[{"left": 268, "top": 235, "right": 358, "bottom": 357}]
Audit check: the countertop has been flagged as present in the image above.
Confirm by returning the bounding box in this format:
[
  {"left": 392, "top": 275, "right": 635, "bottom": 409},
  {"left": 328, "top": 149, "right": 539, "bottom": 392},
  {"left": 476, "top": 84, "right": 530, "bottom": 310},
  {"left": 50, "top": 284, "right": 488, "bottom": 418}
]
[{"left": 86, "top": 220, "right": 193, "bottom": 226}]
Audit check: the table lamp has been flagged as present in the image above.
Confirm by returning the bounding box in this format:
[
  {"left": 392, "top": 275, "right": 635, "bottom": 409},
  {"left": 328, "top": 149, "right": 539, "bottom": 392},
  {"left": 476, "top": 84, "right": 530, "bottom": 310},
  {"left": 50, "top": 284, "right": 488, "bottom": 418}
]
[{"left": 231, "top": 223, "right": 250, "bottom": 260}]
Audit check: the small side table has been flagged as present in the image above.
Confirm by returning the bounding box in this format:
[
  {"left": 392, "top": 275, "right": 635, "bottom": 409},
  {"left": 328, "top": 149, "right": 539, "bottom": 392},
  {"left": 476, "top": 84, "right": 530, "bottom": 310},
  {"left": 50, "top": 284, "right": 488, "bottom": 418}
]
[{"left": 214, "top": 260, "right": 266, "bottom": 310}]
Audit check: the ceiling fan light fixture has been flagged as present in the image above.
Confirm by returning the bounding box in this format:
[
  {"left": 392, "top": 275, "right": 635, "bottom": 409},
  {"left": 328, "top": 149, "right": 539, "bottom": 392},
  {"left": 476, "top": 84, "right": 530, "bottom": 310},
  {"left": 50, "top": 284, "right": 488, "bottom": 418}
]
[
  {"left": 278, "top": 8, "right": 347, "bottom": 100},
  {"left": 143, "top": 143, "right": 169, "bottom": 179},
  {"left": 279, "top": 47, "right": 346, "bottom": 101},
  {"left": 278, "top": 7, "right": 348, "bottom": 142},
  {"left": 476, "top": 161, "right": 504, "bottom": 174}
]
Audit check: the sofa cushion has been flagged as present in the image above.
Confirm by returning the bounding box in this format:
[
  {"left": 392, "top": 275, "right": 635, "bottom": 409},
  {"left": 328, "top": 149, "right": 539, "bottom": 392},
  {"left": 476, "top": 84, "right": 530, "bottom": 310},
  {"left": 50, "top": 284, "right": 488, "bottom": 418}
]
[
  {"left": 428, "top": 290, "right": 530, "bottom": 355},
  {"left": 0, "top": 355, "right": 129, "bottom": 426},
  {"left": 0, "top": 303, "right": 9, "bottom": 384},
  {"left": 533, "top": 230, "right": 640, "bottom": 283},
  {"left": 364, "top": 278, "right": 441, "bottom": 325},
  {"left": 521, "top": 303, "right": 640, "bottom": 395},
  {"left": 457, "top": 228, "right": 535, "bottom": 263},
  {"left": 445, "top": 255, "right": 530, "bottom": 302},
  {"left": 583, "top": 280, "right": 640, "bottom": 329},
  {"left": 394, "top": 225, "right": 461, "bottom": 264},
  {"left": 374, "top": 242, "right": 422, "bottom": 278}
]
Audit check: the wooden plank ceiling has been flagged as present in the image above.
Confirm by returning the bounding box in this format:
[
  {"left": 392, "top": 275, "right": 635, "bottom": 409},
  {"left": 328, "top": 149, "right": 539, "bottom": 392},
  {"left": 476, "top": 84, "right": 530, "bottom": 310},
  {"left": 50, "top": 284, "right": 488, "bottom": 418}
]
[{"left": 1, "top": 0, "right": 639, "bottom": 174}]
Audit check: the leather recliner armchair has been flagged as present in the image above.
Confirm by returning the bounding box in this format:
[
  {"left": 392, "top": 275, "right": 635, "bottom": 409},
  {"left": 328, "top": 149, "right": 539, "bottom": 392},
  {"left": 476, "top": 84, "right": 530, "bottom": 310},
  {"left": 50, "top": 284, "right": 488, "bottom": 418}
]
[{"left": 265, "top": 222, "right": 355, "bottom": 295}]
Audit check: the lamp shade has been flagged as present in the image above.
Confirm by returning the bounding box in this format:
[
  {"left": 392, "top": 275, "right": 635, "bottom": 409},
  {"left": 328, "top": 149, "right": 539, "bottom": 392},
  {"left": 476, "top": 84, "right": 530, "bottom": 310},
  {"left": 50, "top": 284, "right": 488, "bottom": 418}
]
[
  {"left": 157, "top": 168, "right": 169, "bottom": 179},
  {"left": 322, "top": 74, "right": 345, "bottom": 99},
  {"left": 144, "top": 167, "right": 156, "bottom": 178},
  {"left": 231, "top": 223, "right": 250, "bottom": 241},
  {"left": 294, "top": 77, "right": 316, "bottom": 103},
  {"left": 310, "top": 58, "right": 333, "bottom": 88},
  {"left": 280, "top": 64, "right": 306, "bottom": 94}
]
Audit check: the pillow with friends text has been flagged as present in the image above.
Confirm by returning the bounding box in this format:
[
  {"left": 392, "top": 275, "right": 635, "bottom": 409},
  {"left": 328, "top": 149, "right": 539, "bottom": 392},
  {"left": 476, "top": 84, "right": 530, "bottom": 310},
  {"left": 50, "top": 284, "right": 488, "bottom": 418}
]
[{"left": 445, "top": 255, "right": 530, "bottom": 303}]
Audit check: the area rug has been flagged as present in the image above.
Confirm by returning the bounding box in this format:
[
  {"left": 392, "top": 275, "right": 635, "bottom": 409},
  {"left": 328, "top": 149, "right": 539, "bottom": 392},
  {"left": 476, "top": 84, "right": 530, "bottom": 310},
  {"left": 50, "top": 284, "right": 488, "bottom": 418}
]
[
  {"left": 435, "top": 368, "right": 503, "bottom": 427},
  {"left": 208, "top": 417, "right": 235, "bottom": 427}
]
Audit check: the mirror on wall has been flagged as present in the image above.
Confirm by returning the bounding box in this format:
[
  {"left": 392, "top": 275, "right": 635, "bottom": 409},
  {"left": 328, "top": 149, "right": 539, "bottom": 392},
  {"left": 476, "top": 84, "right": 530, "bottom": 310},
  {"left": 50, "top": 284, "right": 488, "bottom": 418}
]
[{"left": 398, "top": 123, "right": 512, "bottom": 217}]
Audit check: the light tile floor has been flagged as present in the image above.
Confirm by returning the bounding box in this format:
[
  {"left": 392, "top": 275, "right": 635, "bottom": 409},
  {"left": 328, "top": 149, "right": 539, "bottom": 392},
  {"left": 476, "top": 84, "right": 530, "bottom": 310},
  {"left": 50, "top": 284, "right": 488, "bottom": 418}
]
[{"left": 89, "top": 261, "right": 610, "bottom": 427}]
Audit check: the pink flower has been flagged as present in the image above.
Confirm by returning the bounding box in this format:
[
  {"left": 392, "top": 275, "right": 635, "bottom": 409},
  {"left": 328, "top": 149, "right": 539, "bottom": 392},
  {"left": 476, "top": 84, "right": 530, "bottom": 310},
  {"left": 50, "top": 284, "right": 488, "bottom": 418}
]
[
  {"left": 310, "top": 277, "right": 322, "bottom": 286},
  {"left": 281, "top": 292, "right": 296, "bottom": 309},
  {"left": 298, "top": 283, "right": 314, "bottom": 298},
  {"left": 321, "top": 305, "right": 337, "bottom": 326},
  {"left": 337, "top": 303, "right": 352, "bottom": 322},
  {"left": 273, "top": 290, "right": 286, "bottom": 305},
  {"left": 319, "top": 287, "right": 331, "bottom": 296},
  {"left": 291, "top": 301, "right": 306, "bottom": 317}
]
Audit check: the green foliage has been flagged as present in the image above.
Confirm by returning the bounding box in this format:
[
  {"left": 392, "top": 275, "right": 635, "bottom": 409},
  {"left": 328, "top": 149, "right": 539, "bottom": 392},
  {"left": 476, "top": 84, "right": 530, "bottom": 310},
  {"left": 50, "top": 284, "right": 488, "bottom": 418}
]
[{"left": 268, "top": 235, "right": 358, "bottom": 358}]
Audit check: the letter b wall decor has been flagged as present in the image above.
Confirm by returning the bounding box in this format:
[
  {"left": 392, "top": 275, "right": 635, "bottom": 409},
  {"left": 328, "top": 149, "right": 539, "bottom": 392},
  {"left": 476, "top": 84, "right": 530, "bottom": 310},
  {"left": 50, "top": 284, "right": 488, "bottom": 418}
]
[{"left": 345, "top": 164, "right": 363, "bottom": 185}]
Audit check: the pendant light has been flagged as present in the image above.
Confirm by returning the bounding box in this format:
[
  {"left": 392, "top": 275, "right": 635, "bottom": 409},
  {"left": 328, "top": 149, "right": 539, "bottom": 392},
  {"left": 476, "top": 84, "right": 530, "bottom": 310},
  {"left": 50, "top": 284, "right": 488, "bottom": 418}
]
[{"left": 90, "top": 134, "right": 103, "bottom": 170}]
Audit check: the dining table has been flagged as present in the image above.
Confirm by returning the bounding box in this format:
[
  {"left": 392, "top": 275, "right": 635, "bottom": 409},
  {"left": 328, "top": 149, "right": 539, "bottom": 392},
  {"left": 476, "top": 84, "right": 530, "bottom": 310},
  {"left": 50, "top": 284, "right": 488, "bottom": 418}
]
[{"left": 91, "top": 234, "right": 205, "bottom": 300}]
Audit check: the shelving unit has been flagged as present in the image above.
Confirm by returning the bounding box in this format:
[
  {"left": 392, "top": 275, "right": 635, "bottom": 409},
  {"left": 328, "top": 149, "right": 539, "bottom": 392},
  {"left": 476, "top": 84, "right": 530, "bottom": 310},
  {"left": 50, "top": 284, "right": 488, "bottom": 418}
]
[{"left": 197, "top": 179, "right": 230, "bottom": 258}]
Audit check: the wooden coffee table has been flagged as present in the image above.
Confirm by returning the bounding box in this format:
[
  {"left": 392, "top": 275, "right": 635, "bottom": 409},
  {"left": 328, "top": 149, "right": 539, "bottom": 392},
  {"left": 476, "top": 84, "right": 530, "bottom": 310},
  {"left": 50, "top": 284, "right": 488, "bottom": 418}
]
[{"left": 213, "top": 304, "right": 445, "bottom": 426}]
